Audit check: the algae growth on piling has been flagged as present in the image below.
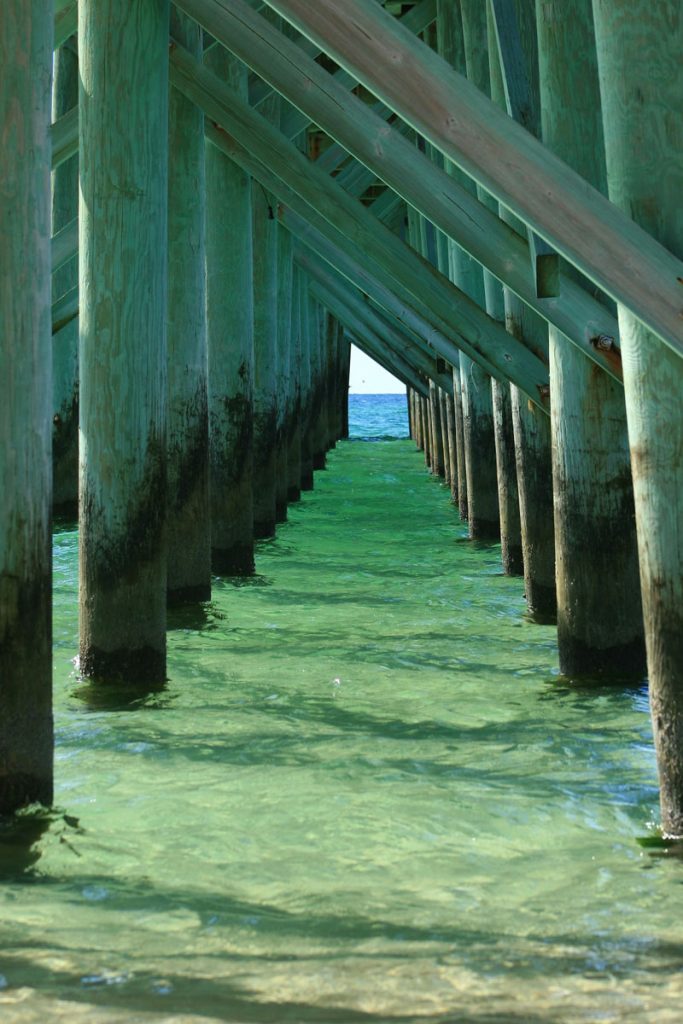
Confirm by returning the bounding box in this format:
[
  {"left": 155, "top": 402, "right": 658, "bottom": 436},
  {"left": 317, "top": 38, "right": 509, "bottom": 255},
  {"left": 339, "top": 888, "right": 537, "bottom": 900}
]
[{"left": 0, "top": 396, "right": 680, "bottom": 1022}]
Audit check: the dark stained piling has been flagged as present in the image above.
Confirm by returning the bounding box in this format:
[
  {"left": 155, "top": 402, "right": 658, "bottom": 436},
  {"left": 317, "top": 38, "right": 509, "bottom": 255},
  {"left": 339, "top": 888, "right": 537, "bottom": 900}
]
[
  {"left": 537, "top": 0, "right": 645, "bottom": 678},
  {"left": 460, "top": 356, "right": 500, "bottom": 540},
  {"left": 437, "top": 388, "right": 450, "bottom": 486},
  {"left": 452, "top": 364, "right": 468, "bottom": 521},
  {"left": 286, "top": 265, "right": 303, "bottom": 503},
  {"left": 167, "top": 9, "right": 211, "bottom": 605},
  {"left": 483, "top": 0, "right": 556, "bottom": 616},
  {"left": 298, "top": 275, "right": 315, "bottom": 491},
  {"left": 274, "top": 224, "right": 292, "bottom": 522},
  {"left": 492, "top": 382, "right": 524, "bottom": 576},
  {"left": 435, "top": 0, "right": 499, "bottom": 539},
  {"left": 511, "top": 386, "right": 557, "bottom": 621},
  {"left": 0, "top": 0, "right": 53, "bottom": 811},
  {"left": 429, "top": 382, "right": 446, "bottom": 478},
  {"left": 205, "top": 48, "right": 255, "bottom": 576},
  {"left": 51, "top": 39, "right": 79, "bottom": 519},
  {"left": 592, "top": 0, "right": 683, "bottom": 832},
  {"left": 78, "top": 0, "right": 169, "bottom": 684},
  {"left": 252, "top": 175, "right": 279, "bottom": 537},
  {"left": 443, "top": 387, "right": 459, "bottom": 503}
]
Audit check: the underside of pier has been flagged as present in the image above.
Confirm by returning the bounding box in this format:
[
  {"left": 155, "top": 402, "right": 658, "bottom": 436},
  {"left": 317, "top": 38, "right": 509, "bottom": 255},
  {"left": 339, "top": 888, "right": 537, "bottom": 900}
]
[{"left": 1, "top": 0, "right": 682, "bottom": 837}]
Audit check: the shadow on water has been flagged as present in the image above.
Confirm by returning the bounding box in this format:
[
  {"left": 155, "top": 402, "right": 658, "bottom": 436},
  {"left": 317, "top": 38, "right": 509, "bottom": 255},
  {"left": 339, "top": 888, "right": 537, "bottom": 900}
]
[
  {"left": 0, "top": 808, "right": 83, "bottom": 881},
  {"left": 0, "top": 949, "right": 551, "bottom": 1024},
  {"left": 538, "top": 674, "right": 648, "bottom": 702},
  {"left": 69, "top": 679, "right": 173, "bottom": 713},
  {"left": 167, "top": 601, "right": 225, "bottom": 633}
]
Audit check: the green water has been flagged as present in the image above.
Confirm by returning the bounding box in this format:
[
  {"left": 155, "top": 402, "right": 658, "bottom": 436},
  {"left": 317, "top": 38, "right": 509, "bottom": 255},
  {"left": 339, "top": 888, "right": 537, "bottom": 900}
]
[{"left": 2, "top": 433, "right": 682, "bottom": 1023}]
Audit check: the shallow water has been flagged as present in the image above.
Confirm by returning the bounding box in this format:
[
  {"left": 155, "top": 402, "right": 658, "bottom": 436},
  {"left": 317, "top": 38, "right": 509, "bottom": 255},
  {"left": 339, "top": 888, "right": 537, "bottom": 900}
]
[{"left": 1, "top": 395, "right": 682, "bottom": 1023}]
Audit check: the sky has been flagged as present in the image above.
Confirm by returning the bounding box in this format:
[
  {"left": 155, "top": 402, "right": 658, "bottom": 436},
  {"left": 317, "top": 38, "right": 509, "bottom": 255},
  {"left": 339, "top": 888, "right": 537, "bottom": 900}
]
[{"left": 348, "top": 344, "right": 405, "bottom": 394}]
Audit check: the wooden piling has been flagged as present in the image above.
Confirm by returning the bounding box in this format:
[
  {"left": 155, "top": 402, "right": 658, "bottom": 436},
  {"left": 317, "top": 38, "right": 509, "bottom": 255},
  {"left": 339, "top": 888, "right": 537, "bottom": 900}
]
[
  {"left": 252, "top": 174, "right": 279, "bottom": 537},
  {"left": 298, "top": 274, "right": 315, "bottom": 491},
  {"left": 51, "top": 40, "right": 79, "bottom": 518},
  {"left": 452, "top": 365, "right": 468, "bottom": 521},
  {"left": 287, "top": 264, "right": 303, "bottom": 502},
  {"left": 429, "top": 382, "right": 446, "bottom": 478},
  {"left": 485, "top": 0, "right": 555, "bottom": 613},
  {"left": 167, "top": 10, "right": 211, "bottom": 604},
  {"left": 79, "top": 0, "right": 169, "bottom": 683},
  {"left": 274, "top": 222, "right": 292, "bottom": 521},
  {"left": 205, "top": 47, "right": 255, "bottom": 576},
  {"left": 0, "top": 0, "right": 53, "bottom": 811},
  {"left": 511, "top": 387, "right": 556, "bottom": 620},
  {"left": 537, "top": 0, "right": 645, "bottom": 677},
  {"left": 592, "top": 0, "right": 683, "bottom": 832}
]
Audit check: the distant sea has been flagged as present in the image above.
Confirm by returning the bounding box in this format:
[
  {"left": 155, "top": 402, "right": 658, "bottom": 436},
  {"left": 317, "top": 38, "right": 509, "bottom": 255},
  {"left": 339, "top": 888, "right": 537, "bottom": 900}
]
[{"left": 347, "top": 393, "right": 409, "bottom": 440}]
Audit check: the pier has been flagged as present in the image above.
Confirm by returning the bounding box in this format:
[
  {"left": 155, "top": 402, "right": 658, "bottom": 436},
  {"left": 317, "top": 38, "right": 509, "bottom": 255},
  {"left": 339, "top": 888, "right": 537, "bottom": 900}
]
[{"left": 1, "top": 0, "right": 682, "bottom": 858}]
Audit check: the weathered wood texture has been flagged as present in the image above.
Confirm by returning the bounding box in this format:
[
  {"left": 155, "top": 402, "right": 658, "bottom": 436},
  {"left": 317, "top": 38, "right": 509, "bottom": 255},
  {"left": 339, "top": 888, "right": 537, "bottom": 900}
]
[
  {"left": 188, "top": 0, "right": 622, "bottom": 385},
  {"left": 298, "top": 249, "right": 452, "bottom": 395},
  {"left": 485, "top": 0, "right": 555, "bottom": 613},
  {"left": 511, "top": 389, "right": 556, "bottom": 620},
  {"left": 297, "top": 273, "right": 314, "bottom": 490},
  {"left": 592, "top": 0, "right": 683, "bottom": 833},
  {"left": 0, "top": 0, "right": 53, "bottom": 812},
  {"left": 536, "top": 0, "right": 644, "bottom": 677},
  {"left": 276, "top": 222, "right": 294, "bottom": 513},
  {"left": 51, "top": 42, "right": 79, "bottom": 516},
  {"left": 169, "top": 14, "right": 551, "bottom": 403},
  {"left": 462, "top": 0, "right": 519, "bottom": 557},
  {"left": 432, "top": 3, "right": 499, "bottom": 541},
  {"left": 252, "top": 170, "right": 279, "bottom": 536},
  {"left": 260, "top": 0, "right": 683, "bottom": 360},
  {"left": 452, "top": 366, "right": 467, "bottom": 521},
  {"left": 286, "top": 264, "right": 303, "bottom": 500},
  {"left": 492, "top": 381, "right": 523, "bottom": 575},
  {"left": 167, "top": 10, "right": 211, "bottom": 604},
  {"left": 79, "top": 0, "right": 169, "bottom": 683},
  {"left": 205, "top": 47, "right": 255, "bottom": 574}
]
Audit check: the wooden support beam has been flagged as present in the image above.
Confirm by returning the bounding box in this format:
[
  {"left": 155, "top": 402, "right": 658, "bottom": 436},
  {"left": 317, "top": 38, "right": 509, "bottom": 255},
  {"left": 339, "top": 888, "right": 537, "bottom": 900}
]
[
  {"left": 51, "top": 216, "right": 78, "bottom": 273},
  {"left": 51, "top": 41, "right": 80, "bottom": 515},
  {"left": 536, "top": 0, "right": 644, "bottom": 676},
  {"left": 205, "top": 46, "right": 255, "bottom": 575},
  {"left": 488, "top": 0, "right": 559, "bottom": 297},
  {"left": 52, "top": 286, "right": 79, "bottom": 335},
  {"left": 55, "top": 2, "right": 77, "bottom": 49},
  {"left": 173, "top": 0, "right": 622, "bottom": 385},
  {"left": 593, "top": 0, "right": 683, "bottom": 835},
  {"left": 300, "top": 249, "right": 453, "bottom": 395},
  {"left": 278, "top": 0, "right": 436, "bottom": 139},
  {"left": 290, "top": 209, "right": 468, "bottom": 387},
  {"left": 79, "top": 0, "right": 170, "bottom": 684},
  {"left": 344, "top": 327, "right": 427, "bottom": 399},
  {"left": 1, "top": 0, "right": 54, "bottom": 813},
  {"left": 260, "top": 0, "right": 683, "bottom": 360},
  {"left": 169, "top": 42, "right": 549, "bottom": 404},
  {"left": 51, "top": 106, "right": 79, "bottom": 170},
  {"left": 167, "top": 9, "right": 211, "bottom": 605}
]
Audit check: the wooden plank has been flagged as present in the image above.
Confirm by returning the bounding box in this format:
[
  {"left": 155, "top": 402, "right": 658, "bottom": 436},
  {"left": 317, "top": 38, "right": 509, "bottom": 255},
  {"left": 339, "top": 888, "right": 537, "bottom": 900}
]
[
  {"left": 173, "top": 0, "right": 623, "bottom": 383},
  {"left": 55, "top": 2, "right": 77, "bottom": 49},
  {"left": 51, "top": 106, "right": 79, "bottom": 170},
  {"left": 169, "top": 41, "right": 549, "bottom": 404},
  {"left": 51, "top": 216, "right": 78, "bottom": 273},
  {"left": 259, "top": 0, "right": 683, "bottom": 359}
]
